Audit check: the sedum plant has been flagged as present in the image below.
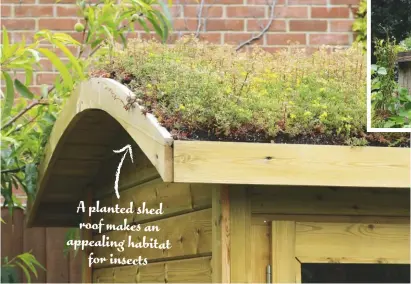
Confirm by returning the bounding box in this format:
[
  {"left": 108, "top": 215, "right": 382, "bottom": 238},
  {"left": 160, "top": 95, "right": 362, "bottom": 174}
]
[{"left": 93, "top": 37, "right": 409, "bottom": 146}]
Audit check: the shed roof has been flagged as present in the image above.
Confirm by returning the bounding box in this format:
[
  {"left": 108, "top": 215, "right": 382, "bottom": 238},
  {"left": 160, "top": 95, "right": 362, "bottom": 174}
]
[{"left": 27, "top": 78, "right": 411, "bottom": 227}]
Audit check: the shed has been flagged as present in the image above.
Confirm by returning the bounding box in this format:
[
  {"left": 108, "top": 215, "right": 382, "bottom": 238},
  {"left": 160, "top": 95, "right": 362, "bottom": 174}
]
[
  {"left": 27, "top": 78, "right": 411, "bottom": 283},
  {"left": 398, "top": 51, "right": 411, "bottom": 93}
]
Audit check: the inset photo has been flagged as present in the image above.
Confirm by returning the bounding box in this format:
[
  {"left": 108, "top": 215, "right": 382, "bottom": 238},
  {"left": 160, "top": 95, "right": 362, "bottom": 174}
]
[{"left": 369, "top": 0, "right": 411, "bottom": 131}]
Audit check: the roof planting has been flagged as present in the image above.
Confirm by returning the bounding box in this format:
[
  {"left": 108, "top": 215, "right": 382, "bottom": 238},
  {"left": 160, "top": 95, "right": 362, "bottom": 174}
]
[{"left": 92, "top": 37, "right": 409, "bottom": 147}]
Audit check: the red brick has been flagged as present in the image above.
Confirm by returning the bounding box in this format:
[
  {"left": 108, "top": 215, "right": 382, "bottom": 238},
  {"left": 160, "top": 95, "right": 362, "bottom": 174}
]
[
  {"left": 15, "top": 6, "right": 53, "bottom": 17},
  {"left": 38, "top": 19, "right": 78, "bottom": 30},
  {"left": 206, "top": 19, "right": 244, "bottom": 31},
  {"left": 288, "top": 0, "right": 326, "bottom": 4},
  {"left": 1, "top": 6, "right": 12, "bottom": 17},
  {"left": 11, "top": 32, "right": 36, "bottom": 43},
  {"left": 38, "top": 59, "right": 54, "bottom": 72},
  {"left": 226, "top": 6, "right": 266, "bottom": 18},
  {"left": 184, "top": 6, "right": 223, "bottom": 18},
  {"left": 224, "top": 32, "right": 264, "bottom": 45},
  {"left": 2, "top": 19, "right": 36, "bottom": 30},
  {"left": 247, "top": 19, "right": 286, "bottom": 32},
  {"left": 330, "top": 0, "right": 360, "bottom": 4},
  {"left": 246, "top": 0, "right": 285, "bottom": 4},
  {"left": 330, "top": 20, "right": 354, "bottom": 32},
  {"left": 183, "top": 0, "right": 243, "bottom": 4},
  {"left": 39, "top": 0, "right": 75, "bottom": 3},
  {"left": 266, "top": 33, "right": 306, "bottom": 45},
  {"left": 56, "top": 6, "right": 80, "bottom": 17},
  {"left": 2, "top": 0, "right": 35, "bottom": 3},
  {"left": 172, "top": 19, "right": 198, "bottom": 31},
  {"left": 198, "top": 33, "right": 222, "bottom": 43},
  {"left": 311, "top": 7, "right": 350, "bottom": 18},
  {"left": 274, "top": 7, "right": 308, "bottom": 18},
  {"left": 290, "top": 20, "right": 327, "bottom": 31},
  {"left": 36, "top": 73, "right": 57, "bottom": 85},
  {"left": 309, "top": 33, "right": 349, "bottom": 45}
]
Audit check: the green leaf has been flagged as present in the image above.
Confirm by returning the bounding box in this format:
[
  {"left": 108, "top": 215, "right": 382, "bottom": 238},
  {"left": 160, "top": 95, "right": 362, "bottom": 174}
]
[
  {"left": 37, "top": 48, "right": 73, "bottom": 88},
  {"left": 24, "top": 163, "right": 37, "bottom": 198},
  {"left": 2, "top": 26, "right": 10, "bottom": 58},
  {"left": 146, "top": 13, "right": 164, "bottom": 41},
  {"left": 14, "top": 79, "right": 34, "bottom": 99},
  {"left": 384, "top": 120, "right": 396, "bottom": 128},
  {"left": 15, "top": 261, "right": 31, "bottom": 283},
  {"left": 137, "top": 18, "right": 150, "bottom": 33},
  {"left": 53, "top": 41, "right": 85, "bottom": 80},
  {"left": 1, "top": 71, "right": 15, "bottom": 120}
]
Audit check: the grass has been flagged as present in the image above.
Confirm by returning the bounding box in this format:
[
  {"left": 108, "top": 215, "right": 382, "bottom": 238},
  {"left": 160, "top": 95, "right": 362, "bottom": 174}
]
[{"left": 91, "top": 36, "right": 409, "bottom": 147}]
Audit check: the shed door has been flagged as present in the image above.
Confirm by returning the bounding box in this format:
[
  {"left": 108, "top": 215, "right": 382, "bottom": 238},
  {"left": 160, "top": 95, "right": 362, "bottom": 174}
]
[{"left": 271, "top": 218, "right": 410, "bottom": 283}]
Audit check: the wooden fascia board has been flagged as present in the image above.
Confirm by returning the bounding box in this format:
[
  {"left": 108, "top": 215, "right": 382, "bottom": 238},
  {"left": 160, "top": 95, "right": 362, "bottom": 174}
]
[
  {"left": 27, "top": 78, "right": 173, "bottom": 227},
  {"left": 173, "top": 141, "right": 410, "bottom": 188}
]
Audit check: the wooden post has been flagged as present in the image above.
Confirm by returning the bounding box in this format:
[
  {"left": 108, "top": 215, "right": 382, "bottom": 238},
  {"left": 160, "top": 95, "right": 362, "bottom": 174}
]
[
  {"left": 82, "top": 188, "right": 93, "bottom": 283},
  {"left": 229, "top": 186, "right": 252, "bottom": 283},
  {"left": 212, "top": 185, "right": 230, "bottom": 283},
  {"left": 398, "top": 51, "right": 411, "bottom": 93}
]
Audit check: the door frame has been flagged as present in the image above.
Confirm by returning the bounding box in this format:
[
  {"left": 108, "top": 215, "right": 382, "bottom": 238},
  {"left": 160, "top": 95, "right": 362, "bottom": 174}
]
[{"left": 270, "top": 215, "right": 410, "bottom": 283}]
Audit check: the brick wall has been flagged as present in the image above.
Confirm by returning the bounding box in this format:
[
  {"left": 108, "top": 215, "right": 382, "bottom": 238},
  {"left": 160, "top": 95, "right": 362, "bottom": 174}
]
[{"left": 1, "top": 0, "right": 360, "bottom": 89}]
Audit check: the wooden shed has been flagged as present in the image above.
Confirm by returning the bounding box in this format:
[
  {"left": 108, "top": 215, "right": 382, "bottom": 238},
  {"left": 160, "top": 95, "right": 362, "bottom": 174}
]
[
  {"left": 398, "top": 51, "right": 411, "bottom": 93},
  {"left": 27, "top": 78, "right": 411, "bottom": 283}
]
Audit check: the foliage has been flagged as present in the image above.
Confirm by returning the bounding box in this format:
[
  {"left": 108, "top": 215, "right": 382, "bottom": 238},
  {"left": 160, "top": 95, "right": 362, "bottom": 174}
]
[
  {"left": 353, "top": 0, "right": 367, "bottom": 50},
  {"left": 371, "top": 38, "right": 411, "bottom": 128},
  {"left": 92, "top": 37, "right": 406, "bottom": 146},
  {"left": 1, "top": 252, "right": 45, "bottom": 283},
  {"left": 371, "top": 0, "right": 411, "bottom": 43},
  {"left": 1, "top": 0, "right": 171, "bottom": 281},
  {"left": 400, "top": 36, "right": 411, "bottom": 51}
]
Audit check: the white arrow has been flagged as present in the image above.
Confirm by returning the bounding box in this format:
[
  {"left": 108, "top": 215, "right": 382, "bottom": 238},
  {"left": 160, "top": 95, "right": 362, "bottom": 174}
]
[{"left": 113, "top": 144, "right": 134, "bottom": 199}]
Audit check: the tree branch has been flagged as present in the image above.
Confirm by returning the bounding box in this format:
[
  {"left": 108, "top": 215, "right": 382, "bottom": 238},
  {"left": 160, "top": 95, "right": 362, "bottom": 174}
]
[
  {"left": 1, "top": 165, "right": 26, "bottom": 174},
  {"left": 2, "top": 100, "right": 49, "bottom": 129},
  {"left": 236, "top": 0, "right": 277, "bottom": 51},
  {"left": 195, "top": 0, "right": 206, "bottom": 37}
]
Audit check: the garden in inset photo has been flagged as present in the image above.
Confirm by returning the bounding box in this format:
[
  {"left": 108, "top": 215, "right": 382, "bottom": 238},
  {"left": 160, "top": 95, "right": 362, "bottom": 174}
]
[{"left": 371, "top": 0, "right": 411, "bottom": 129}]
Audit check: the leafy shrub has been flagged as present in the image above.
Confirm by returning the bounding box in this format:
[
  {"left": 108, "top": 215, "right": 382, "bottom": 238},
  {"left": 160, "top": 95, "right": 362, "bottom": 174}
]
[
  {"left": 93, "top": 37, "right": 408, "bottom": 146},
  {"left": 353, "top": 0, "right": 367, "bottom": 50},
  {"left": 400, "top": 36, "right": 411, "bottom": 51},
  {"left": 372, "top": 37, "right": 411, "bottom": 128}
]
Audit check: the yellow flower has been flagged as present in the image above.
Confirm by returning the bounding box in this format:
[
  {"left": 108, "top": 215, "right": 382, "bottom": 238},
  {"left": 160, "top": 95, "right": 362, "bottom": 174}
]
[
  {"left": 304, "top": 111, "right": 312, "bottom": 117},
  {"left": 290, "top": 114, "right": 296, "bottom": 119},
  {"left": 179, "top": 104, "right": 185, "bottom": 110},
  {"left": 319, "top": 112, "right": 328, "bottom": 121},
  {"left": 146, "top": 83, "right": 152, "bottom": 89}
]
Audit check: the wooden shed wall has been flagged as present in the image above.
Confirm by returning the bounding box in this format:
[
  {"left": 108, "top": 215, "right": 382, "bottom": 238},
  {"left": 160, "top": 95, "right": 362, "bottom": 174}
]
[
  {"left": 398, "top": 52, "right": 411, "bottom": 93},
  {"left": 89, "top": 144, "right": 214, "bottom": 283},
  {"left": 227, "top": 185, "right": 410, "bottom": 283}
]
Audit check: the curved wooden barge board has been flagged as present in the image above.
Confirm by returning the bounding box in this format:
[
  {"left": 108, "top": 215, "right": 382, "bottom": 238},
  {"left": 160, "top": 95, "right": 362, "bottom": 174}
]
[
  {"left": 27, "top": 78, "right": 173, "bottom": 227},
  {"left": 27, "top": 78, "right": 410, "bottom": 227}
]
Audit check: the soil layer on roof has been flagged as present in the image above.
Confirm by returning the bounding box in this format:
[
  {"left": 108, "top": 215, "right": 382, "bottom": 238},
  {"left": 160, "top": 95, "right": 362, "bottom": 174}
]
[{"left": 91, "top": 37, "right": 410, "bottom": 148}]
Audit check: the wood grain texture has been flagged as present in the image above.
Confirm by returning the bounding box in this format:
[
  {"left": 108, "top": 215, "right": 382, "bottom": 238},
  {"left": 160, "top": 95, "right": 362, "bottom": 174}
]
[
  {"left": 229, "top": 186, "right": 252, "bottom": 282},
  {"left": 398, "top": 51, "right": 411, "bottom": 62},
  {"left": 46, "top": 228, "right": 69, "bottom": 283},
  {"left": 28, "top": 78, "right": 173, "bottom": 227},
  {"left": 271, "top": 221, "right": 296, "bottom": 283},
  {"left": 94, "top": 180, "right": 212, "bottom": 226},
  {"left": 211, "top": 185, "right": 230, "bottom": 283},
  {"left": 250, "top": 224, "right": 270, "bottom": 283},
  {"left": 93, "top": 256, "right": 212, "bottom": 283},
  {"left": 174, "top": 141, "right": 410, "bottom": 188},
  {"left": 93, "top": 209, "right": 212, "bottom": 268},
  {"left": 295, "top": 221, "right": 410, "bottom": 263},
  {"left": 250, "top": 186, "right": 410, "bottom": 217}
]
